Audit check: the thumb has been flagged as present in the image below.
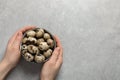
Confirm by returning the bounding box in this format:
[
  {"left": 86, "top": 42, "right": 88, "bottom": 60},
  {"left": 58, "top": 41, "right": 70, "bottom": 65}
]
[{"left": 13, "top": 32, "right": 23, "bottom": 49}]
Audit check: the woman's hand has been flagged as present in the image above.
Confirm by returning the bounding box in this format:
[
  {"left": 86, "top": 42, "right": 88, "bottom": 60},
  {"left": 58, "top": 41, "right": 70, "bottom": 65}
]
[
  {"left": 0, "top": 26, "right": 35, "bottom": 80},
  {"left": 2, "top": 26, "right": 35, "bottom": 68},
  {"left": 40, "top": 36, "right": 63, "bottom": 80}
]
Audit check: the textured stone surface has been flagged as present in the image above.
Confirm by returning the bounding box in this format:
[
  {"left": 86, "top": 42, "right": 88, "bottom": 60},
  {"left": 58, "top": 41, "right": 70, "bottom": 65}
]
[{"left": 0, "top": 0, "right": 120, "bottom": 80}]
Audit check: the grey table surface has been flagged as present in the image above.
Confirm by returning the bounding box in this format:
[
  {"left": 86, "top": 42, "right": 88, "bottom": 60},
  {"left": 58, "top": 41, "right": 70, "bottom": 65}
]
[{"left": 0, "top": 0, "right": 120, "bottom": 80}]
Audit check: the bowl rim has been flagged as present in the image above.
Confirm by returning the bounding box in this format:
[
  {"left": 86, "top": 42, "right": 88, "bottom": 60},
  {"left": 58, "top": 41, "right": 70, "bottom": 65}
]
[{"left": 20, "top": 27, "right": 57, "bottom": 64}]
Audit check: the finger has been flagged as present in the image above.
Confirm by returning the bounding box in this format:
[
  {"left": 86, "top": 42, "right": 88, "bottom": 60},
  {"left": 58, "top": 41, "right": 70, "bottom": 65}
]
[
  {"left": 8, "top": 31, "right": 19, "bottom": 46},
  {"left": 8, "top": 26, "right": 36, "bottom": 45},
  {"left": 58, "top": 47, "right": 63, "bottom": 59},
  {"left": 56, "top": 56, "right": 63, "bottom": 68},
  {"left": 60, "top": 46, "right": 63, "bottom": 57},
  {"left": 54, "top": 35, "right": 62, "bottom": 48},
  {"left": 19, "top": 26, "right": 36, "bottom": 33},
  {"left": 54, "top": 36, "right": 63, "bottom": 57},
  {"left": 13, "top": 32, "right": 23, "bottom": 49},
  {"left": 56, "top": 47, "right": 63, "bottom": 67},
  {"left": 49, "top": 47, "right": 60, "bottom": 63}
]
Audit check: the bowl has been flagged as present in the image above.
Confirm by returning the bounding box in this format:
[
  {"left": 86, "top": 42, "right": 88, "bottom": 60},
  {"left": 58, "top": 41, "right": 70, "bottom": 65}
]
[{"left": 20, "top": 28, "right": 56, "bottom": 63}]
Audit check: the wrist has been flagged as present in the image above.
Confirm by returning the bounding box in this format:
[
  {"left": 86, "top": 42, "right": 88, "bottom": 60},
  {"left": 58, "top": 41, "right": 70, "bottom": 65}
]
[
  {"left": 41, "top": 77, "right": 54, "bottom": 80},
  {"left": 1, "top": 59, "right": 13, "bottom": 69},
  {"left": 2, "top": 58, "right": 16, "bottom": 69},
  {"left": 0, "top": 60, "right": 13, "bottom": 80}
]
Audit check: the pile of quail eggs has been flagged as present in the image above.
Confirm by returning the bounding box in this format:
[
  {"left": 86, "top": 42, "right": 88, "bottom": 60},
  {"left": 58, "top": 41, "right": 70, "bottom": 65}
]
[{"left": 21, "top": 28, "right": 56, "bottom": 63}]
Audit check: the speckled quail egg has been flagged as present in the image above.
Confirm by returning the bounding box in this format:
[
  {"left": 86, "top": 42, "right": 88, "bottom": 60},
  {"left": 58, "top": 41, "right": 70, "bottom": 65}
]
[
  {"left": 43, "top": 33, "right": 51, "bottom": 40},
  {"left": 35, "top": 54, "right": 45, "bottom": 63},
  {"left": 21, "top": 49, "right": 28, "bottom": 55},
  {"left": 22, "top": 37, "right": 28, "bottom": 44},
  {"left": 27, "top": 37, "right": 37, "bottom": 44},
  {"left": 26, "top": 30, "right": 36, "bottom": 37},
  {"left": 47, "top": 39, "right": 54, "bottom": 48},
  {"left": 43, "top": 49, "right": 52, "bottom": 58},
  {"left": 24, "top": 52, "right": 34, "bottom": 62},
  {"left": 37, "top": 38, "right": 45, "bottom": 45},
  {"left": 21, "top": 44, "right": 27, "bottom": 50},
  {"left": 27, "top": 45, "right": 39, "bottom": 54},
  {"left": 36, "top": 29, "right": 44, "bottom": 38},
  {"left": 39, "top": 42, "right": 49, "bottom": 51}
]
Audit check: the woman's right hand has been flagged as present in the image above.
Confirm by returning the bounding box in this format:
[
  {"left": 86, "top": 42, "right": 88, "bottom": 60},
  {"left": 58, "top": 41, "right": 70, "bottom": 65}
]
[{"left": 40, "top": 36, "right": 63, "bottom": 80}]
